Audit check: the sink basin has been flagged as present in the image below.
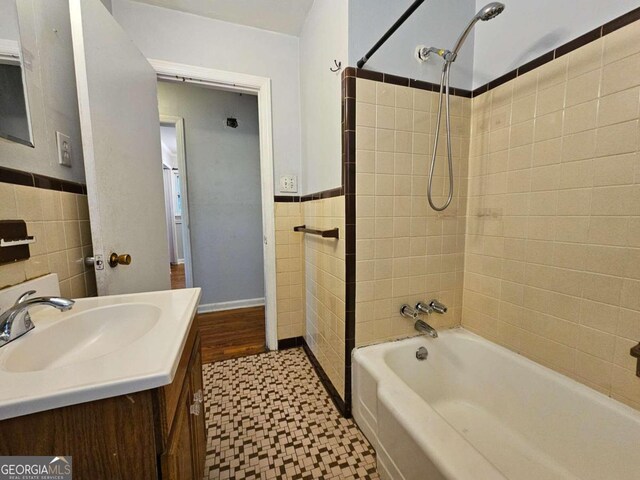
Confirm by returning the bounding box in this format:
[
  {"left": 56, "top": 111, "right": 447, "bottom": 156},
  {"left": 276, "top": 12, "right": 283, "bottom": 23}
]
[{"left": 1, "top": 303, "right": 161, "bottom": 373}]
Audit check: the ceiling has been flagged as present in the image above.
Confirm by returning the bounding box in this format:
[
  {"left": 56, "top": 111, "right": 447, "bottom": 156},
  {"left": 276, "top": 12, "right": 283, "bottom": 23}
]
[{"left": 133, "top": 0, "right": 314, "bottom": 36}]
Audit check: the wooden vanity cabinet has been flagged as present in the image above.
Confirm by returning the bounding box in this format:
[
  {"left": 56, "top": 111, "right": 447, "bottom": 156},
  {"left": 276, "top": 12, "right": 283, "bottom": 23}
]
[
  {"left": 159, "top": 330, "right": 206, "bottom": 480},
  {"left": 0, "top": 320, "right": 206, "bottom": 480}
]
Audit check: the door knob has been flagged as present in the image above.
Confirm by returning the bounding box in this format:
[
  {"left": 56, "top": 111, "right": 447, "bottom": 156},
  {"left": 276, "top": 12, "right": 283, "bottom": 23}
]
[{"left": 108, "top": 252, "right": 132, "bottom": 268}]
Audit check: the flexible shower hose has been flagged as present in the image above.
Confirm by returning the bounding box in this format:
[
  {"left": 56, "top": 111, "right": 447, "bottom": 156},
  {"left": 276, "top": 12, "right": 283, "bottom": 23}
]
[{"left": 428, "top": 62, "right": 455, "bottom": 211}]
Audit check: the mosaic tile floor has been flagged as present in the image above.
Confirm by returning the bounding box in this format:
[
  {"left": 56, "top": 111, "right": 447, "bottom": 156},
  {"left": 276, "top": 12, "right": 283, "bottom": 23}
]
[{"left": 202, "top": 348, "right": 379, "bottom": 480}]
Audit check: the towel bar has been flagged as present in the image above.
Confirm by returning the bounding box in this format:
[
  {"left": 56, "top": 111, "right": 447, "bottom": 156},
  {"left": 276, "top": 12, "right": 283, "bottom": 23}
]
[{"left": 293, "top": 225, "right": 339, "bottom": 239}]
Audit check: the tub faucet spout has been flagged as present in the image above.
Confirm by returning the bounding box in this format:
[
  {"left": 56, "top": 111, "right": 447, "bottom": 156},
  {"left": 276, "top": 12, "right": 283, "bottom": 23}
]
[{"left": 415, "top": 319, "right": 438, "bottom": 338}]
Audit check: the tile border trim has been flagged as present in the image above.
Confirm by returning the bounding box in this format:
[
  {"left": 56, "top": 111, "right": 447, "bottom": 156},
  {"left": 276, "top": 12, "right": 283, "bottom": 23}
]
[
  {"left": 301, "top": 187, "right": 344, "bottom": 202},
  {"left": 273, "top": 195, "right": 300, "bottom": 203},
  {"left": 342, "top": 68, "right": 357, "bottom": 417},
  {"left": 349, "top": 6, "right": 640, "bottom": 99},
  {"left": 347, "top": 66, "right": 472, "bottom": 98},
  {"left": 301, "top": 337, "right": 348, "bottom": 417},
  {"left": 0, "top": 166, "right": 86, "bottom": 195},
  {"left": 277, "top": 336, "right": 304, "bottom": 350},
  {"left": 470, "top": 5, "right": 640, "bottom": 97}
]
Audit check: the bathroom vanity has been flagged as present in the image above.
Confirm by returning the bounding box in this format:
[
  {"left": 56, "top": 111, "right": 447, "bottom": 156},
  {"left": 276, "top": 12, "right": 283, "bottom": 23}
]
[{"left": 0, "top": 278, "right": 204, "bottom": 479}]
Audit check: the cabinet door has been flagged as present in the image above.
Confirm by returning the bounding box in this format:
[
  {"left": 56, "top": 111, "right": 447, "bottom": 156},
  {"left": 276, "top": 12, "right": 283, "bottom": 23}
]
[
  {"left": 189, "top": 343, "right": 206, "bottom": 479},
  {"left": 160, "top": 387, "right": 194, "bottom": 480}
]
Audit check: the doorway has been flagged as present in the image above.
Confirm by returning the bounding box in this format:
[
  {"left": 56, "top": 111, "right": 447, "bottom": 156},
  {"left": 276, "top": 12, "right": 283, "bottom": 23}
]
[
  {"left": 159, "top": 118, "right": 191, "bottom": 290},
  {"left": 155, "top": 66, "right": 278, "bottom": 355},
  {"left": 150, "top": 60, "right": 278, "bottom": 351}
]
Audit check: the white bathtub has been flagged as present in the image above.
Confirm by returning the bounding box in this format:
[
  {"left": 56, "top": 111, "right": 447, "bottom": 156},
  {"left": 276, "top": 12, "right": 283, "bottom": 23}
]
[{"left": 352, "top": 328, "right": 640, "bottom": 480}]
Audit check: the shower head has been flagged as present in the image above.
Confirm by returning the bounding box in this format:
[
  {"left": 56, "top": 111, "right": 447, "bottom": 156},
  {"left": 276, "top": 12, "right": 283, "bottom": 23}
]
[
  {"left": 451, "top": 2, "right": 505, "bottom": 57},
  {"left": 477, "top": 2, "right": 505, "bottom": 21}
]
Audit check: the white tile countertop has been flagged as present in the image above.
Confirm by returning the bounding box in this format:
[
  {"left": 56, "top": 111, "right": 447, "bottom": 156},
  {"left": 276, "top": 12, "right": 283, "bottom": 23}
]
[{"left": 0, "top": 278, "right": 201, "bottom": 420}]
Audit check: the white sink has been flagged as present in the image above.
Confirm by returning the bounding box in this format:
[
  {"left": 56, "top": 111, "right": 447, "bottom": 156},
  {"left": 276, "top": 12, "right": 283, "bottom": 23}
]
[
  {"left": 0, "top": 282, "right": 201, "bottom": 421},
  {"left": 1, "top": 303, "right": 161, "bottom": 373}
]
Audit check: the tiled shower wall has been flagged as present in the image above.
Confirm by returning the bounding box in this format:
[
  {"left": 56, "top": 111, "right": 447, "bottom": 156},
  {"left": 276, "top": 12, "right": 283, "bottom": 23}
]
[
  {"left": 463, "top": 21, "right": 640, "bottom": 410},
  {"left": 0, "top": 183, "right": 96, "bottom": 297},
  {"left": 303, "top": 196, "right": 346, "bottom": 399},
  {"left": 354, "top": 79, "right": 471, "bottom": 346},
  {"left": 274, "top": 202, "right": 305, "bottom": 340}
]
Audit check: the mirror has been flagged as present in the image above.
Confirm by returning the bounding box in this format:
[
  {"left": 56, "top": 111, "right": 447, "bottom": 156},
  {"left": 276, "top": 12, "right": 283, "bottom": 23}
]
[
  {"left": 0, "top": 0, "right": 85, "bottom": 184},
  {"left": 0, "top": 0, "right": 33, "bottom": 147}
]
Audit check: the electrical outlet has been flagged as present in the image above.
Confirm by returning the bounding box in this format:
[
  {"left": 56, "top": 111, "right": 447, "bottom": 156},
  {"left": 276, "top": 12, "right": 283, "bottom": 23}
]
[
  {"left": 56, "top": 132, "right": 72, "bottom": 167},
  {"left": 279, "top": 175, "right": 298, "bottom": 193}
]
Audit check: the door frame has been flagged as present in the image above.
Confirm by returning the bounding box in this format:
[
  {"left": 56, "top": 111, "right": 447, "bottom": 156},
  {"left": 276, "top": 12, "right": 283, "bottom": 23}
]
[
  {"left": 150, "top": 59, "right": 278, "bottom": 351},
  {"left": 160, "top": 115, "right": 193, "bottom": 287}
]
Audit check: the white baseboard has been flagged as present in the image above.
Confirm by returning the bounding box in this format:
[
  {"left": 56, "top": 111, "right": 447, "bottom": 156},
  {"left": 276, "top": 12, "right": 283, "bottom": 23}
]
[
  {"left": 197, "top": 297, "right": 265, "bottom": 314},
  {"left": 176, "top": 259, "right": 184, "bottom": 265}
]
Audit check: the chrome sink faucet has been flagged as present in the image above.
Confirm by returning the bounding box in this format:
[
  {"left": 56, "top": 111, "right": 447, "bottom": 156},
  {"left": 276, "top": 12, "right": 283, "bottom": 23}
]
[{"left": 0, "top": 290, "right": 74, "bottom": 348}]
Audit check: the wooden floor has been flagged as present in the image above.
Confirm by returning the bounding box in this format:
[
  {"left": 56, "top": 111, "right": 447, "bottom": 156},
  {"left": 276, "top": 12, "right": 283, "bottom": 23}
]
[
  {"left": 170, "top": 264, "right": 185, "bottom": 290},
  {"left": 198, "top": 306, "right": 266, "bottom": 364}
]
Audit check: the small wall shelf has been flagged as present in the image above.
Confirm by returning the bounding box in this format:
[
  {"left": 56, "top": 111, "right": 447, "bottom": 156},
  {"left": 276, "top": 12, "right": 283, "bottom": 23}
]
[
  {"left": 0, "top": 220, "right": 33, "bottom": 264},
  {"left": 294, "top": 225, "right": 339, "bottom": 239}
]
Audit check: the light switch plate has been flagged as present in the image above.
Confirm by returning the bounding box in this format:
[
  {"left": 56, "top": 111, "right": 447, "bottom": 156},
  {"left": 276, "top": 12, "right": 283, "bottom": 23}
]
[
  {"left": 56, "top": 131, "right": 72, "bottom": 167},
  {"left": 279, "top": 175, "right": 298, "bottom": 193}
]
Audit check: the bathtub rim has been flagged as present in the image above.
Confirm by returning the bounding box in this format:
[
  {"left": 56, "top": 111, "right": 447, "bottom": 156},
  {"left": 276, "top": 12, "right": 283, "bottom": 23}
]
[
  {"left": 352, "top": 327, "right": 640, "bottom": 480},
  {"left": 353, "top": 327, "right": 640, "bottom": 421}
]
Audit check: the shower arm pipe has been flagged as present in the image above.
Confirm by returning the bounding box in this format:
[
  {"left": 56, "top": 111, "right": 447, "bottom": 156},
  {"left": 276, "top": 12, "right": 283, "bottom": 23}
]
[{"left": 356, "top": 0, "right": 426, "bottom": 69}]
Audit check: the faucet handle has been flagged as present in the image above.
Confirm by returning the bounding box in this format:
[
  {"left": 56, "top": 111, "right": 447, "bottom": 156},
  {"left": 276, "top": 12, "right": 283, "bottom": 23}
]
[
  {"left": 416, "top": 302, "right": 433, "bottom": 315},
  {"left": 400, "top": 304, "right": 418, "bottom": 319},
  {"left": 429, "top": 299, "right": 448, "bottom": 314},
  {"left": 15, "top": 290, "right": 36, "bottom": 305}
]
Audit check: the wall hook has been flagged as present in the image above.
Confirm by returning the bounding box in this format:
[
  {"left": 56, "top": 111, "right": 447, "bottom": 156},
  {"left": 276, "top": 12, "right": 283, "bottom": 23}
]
[{"left": 330, "top": 60, "right": 342, "bottom": 73}]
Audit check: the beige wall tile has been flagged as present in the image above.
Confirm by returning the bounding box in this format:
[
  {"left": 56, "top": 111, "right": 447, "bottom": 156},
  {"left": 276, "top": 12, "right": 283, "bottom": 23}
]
[
  {"left": 562, "top": 130, "right": 597, "bottom": 162},
  {"left": 376, "top": 82, "right": 395, "bottom": 106},
  {"left": 61, "top": 192, "right": 79, "bottom": 220},
  {"left": 596, "top": 120, "right": 639, "bottom": 157},
  {"left": 15, "top": 185, "right": 43, "bottom": 221},
  {"left": 40, "top": 190, "right": 63, "bottom": 221},
  {"left": 356, "top": 85, "right": 467, "bottom": 349},
  {"left": 598, "top": 87, "right": 640, "bottom": 127},
  {"left": 536, "top": 83, "right": 566, "bottom": 116},
  {"left": 534, "top": 111, "right": 564, "bottom": 142},
  {"left": 376, "top": 105, "right": 394, "bottom": 129},
  {"left": 564, "top": 101, "right": 597, "bottom": 134},
  {"left": 356, "top": 78, "right": 376, "bottom": 104},
  {"left": 0, "top": 261, "right": 27, "bottom": 289},
  {"left": 356, "top": 101, "right": 376, "bottom": 127},
  {"left": 0, "top": 183, "right": 17, "bottom": 219},
  {"left": 567, "top": 38, "right": 603, "bottom": 78},
  {"left": 566, "top": 69, "right": 601, "bottom": 107},
  {"left": 603, "top": 21, "right": 640, "bottom": 65},
  {"left": 301, "top": 196, "right": 345, "bottom": 398},
  {"left": 0, "top": 188, "right": 95, "bottom": 297},
  {"left": 593, "top": 152, "right": 637, "bottom": 186},
  {"left": 601, "top": 52, "right": 640, "bottom": 96},
  {"left": 513, "top": 70, "right": 538, "bottom": 99},
  {"left": 532, "top": 138, "right": 561, "bottom": 166},
  {"left": 463, "top": 36, "right": 640, "bottom": 410},
  {"left": 274, "top": 202, "right": 305, "bottom": 341},
  {"left": 510, "top": 120, "right": 534, "bottom": 148},
  {"left": 352, "top": 38, "right": 640, "bottom": 409}
]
